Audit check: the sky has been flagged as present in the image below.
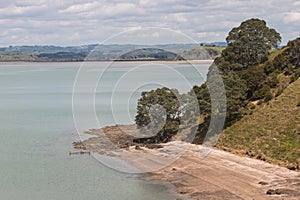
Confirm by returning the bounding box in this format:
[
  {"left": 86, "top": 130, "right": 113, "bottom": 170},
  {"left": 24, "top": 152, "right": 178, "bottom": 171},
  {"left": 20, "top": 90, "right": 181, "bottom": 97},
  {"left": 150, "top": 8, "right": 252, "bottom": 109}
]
[{"left": 0, "top": 0, "right": 300, "bottom": 46}]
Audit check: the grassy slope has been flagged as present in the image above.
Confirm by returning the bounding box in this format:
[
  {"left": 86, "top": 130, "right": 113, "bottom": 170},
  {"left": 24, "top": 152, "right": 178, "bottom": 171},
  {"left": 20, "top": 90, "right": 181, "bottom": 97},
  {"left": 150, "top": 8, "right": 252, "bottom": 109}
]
[
  {"left": 202, "top": 46, "right": 225, "bottom": 54},
  {"left": 268, "top": 46, "right": 288, "bottom": 62},
  {"left": 180, "top": 46, "right": 225, "bottom": 60},
  {"left": 217, "top": 77, "right": 300, "bottom": 170}
]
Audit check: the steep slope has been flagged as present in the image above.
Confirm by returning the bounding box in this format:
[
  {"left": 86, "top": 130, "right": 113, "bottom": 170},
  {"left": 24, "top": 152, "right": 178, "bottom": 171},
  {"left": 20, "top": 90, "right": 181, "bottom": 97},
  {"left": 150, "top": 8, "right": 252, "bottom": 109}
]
[{"left": 217, "top": 78, "right": 300, "bottom": 170}]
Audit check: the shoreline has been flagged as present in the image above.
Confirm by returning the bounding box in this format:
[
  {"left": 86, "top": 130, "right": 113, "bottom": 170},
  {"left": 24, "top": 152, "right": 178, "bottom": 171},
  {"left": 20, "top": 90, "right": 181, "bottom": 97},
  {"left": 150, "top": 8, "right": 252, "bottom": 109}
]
[
  {"left": 74, "top": 124, "right": 300, "bottom": 199},
  {"left": 0, "top": 60, "right": 214, "bottom": 64},
  {"left": 148, "top": 145, "right": 300, "bottom": 199}
]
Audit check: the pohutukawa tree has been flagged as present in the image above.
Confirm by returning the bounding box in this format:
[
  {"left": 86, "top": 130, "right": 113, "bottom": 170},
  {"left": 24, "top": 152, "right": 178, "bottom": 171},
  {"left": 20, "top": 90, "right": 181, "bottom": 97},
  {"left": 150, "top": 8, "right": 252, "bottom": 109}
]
[
  {"left": 217, "top": 18, "right": 281, "bottom": 72},
  {"left": 135, "top": 18, "right": 284, "bottom": 144}
]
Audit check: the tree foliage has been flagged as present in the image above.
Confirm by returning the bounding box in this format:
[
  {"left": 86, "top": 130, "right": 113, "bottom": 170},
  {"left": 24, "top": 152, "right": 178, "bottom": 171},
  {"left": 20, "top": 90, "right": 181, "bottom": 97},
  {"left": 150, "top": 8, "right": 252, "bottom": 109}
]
[
  {"left": 273, "top": 37, "right": 300, "bottom": 74},
  {"left": 222, "top": 73, "right": 248, "bottom": 126},
  {"left": 218, "top": 18, "right": 281, "bottom": 72},
  {"left": 237, "top": 66, "right": 267, "bottom": 99},
  {"left": 135, "top": 86, "right": 202, "bottom": 143},
  {"left": 190, "top": 84, "right": 211, "bottom": 115},
  {"left": 135, "top": 87, "right": 182, "bottom": 142},
  {"left": 134, "top": 18, "right": 299, "bottom": 145}
]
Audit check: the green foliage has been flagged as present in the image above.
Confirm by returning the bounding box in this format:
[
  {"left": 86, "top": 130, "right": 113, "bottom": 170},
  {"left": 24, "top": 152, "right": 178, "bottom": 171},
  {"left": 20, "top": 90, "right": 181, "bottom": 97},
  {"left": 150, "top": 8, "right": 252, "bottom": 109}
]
[
  {"left": 238, "top": 66, "right": 267, "bottom": 99},
  {"left": 264, "top": 61, "right": 275, "bottom": 75},
  {"left": 135, "top": 87, "right": 180, "bottom": 130},
  {"left": 134, "top": 19, "right": 300, "bottom": 151},
  {"left": 266, "top": 72, "right": 279, "bottom": 88},
  {"left": 290, "top": 68, "right": 300, "bottom": 83},
  {"left": 219, "top": 18, "right": 281, "bottom": 72},
  {"left": 273, "top": 37, "right": 300, "bottom": 74},
  {"left": 218, "top": 78, "right": 300, "bottom": 170},
  {"left": 190, "top": 84, "right": 211, "bottom": 114},
  {"left": 120, "top": 48, "right": 177, "bottom": 60},
  {"left": 222, "top": 73, "right": 248, "bottom": 126},
  {"left": 192, "top": 71, "right": 248, "bottom": 141},
  {"left": 135, "top": 87, "right": 199, "bottom": 143},
  {"left": 252, "top": 85, "right": 272, "bottom": 101}
]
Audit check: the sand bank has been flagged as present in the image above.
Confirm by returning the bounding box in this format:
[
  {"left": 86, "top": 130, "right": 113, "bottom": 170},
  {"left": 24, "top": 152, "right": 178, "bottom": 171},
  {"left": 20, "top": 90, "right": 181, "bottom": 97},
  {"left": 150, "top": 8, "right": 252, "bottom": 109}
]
[{"left": 74, "top": 125, "right": 300, "bottom": 199}]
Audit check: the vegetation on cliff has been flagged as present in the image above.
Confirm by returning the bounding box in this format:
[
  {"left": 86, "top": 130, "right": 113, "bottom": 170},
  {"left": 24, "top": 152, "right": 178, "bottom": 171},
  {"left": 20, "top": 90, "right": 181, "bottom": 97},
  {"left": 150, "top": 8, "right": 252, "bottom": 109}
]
[
  {"left": 217, "top": 77, "right": 300, "bottom": 170},
  {"left": 134, "top": 18, "right": 300, "bottom": 169}
]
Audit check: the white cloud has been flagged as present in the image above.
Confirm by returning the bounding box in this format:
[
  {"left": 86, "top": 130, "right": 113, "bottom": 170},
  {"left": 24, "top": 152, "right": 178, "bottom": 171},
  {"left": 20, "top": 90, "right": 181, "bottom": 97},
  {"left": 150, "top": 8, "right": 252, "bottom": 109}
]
[
  {"left": 165, "top": 13, "right": 188, "bottom": 23},
  {"left": 283, "top": 12, "right": 300, "bottom": 23},
  {"left": 59, "top": 2, "right": 98, "bottom": 13},
  {"left": 139, "top": 0, "right": 157, "bottom": 7},
  {"left": 0, "top": 0, "right": 299, "bottom": 46}
]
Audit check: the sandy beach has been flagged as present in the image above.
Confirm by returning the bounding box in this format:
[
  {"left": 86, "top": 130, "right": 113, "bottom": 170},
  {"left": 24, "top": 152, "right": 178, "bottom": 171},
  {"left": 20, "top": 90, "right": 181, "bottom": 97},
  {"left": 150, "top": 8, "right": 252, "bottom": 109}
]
[
  {"left": 148, "top": 143, "right": 300, "bottom": 199},
  {"left": 74, "top": 125, "right": 300, "bottom": 199}
]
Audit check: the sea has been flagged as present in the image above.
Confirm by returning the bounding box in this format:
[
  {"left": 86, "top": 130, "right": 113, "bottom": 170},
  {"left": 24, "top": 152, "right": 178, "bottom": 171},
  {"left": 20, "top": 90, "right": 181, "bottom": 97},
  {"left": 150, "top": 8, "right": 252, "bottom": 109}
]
[{"left": 0, "top": 61, "right": 210, "bottom": 200}]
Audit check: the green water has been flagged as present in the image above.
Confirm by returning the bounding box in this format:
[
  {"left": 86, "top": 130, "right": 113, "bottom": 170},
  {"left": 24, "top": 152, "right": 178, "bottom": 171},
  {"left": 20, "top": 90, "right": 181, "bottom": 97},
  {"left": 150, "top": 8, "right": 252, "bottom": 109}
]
[{"left": 0, "top": 62, "right": 209, "bottom": 200}]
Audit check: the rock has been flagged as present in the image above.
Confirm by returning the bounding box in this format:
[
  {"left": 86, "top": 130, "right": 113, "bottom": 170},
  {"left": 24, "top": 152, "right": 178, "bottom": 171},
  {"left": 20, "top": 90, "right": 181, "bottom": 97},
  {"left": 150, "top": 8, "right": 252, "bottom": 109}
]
[
  {"left": 73, "top": 141, "right": 87, "bottom": 150},
  {"left": 266, "top": 189, "right": 276, "bottom": 195},
  {"left": 135, "top": 145, "right": 142, "bottom": 150},
  {"left": 266, "top": 188, "right": 298, "bottom": 195},
  {"left": 258, "top": 181, "right": 268, "bottom": 185}
]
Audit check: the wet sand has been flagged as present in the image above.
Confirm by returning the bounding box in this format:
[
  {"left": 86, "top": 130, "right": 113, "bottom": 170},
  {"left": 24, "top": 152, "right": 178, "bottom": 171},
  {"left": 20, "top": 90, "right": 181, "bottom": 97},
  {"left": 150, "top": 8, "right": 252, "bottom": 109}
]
[
  {"left": 74, "top": 125, "right": 300, "bottom": 199},
  {"left": 148, "top": 143, "right": 300, "bottom": 199}
]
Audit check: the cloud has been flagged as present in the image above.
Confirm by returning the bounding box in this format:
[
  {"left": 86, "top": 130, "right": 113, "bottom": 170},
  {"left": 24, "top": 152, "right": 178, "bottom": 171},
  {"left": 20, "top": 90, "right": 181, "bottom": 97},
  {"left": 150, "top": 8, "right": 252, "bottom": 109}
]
[
  {"left": 283, "top": 12, "right": 300, "bottom": 23},
  {"left": 0, "top": 0, "right": 299, "bottom": 46},
  {"left": 59, "top": 2, "right": 97, "bottom": 14},
  {"left": 0, "top": 4, "right": 48, "bottom": 17}
]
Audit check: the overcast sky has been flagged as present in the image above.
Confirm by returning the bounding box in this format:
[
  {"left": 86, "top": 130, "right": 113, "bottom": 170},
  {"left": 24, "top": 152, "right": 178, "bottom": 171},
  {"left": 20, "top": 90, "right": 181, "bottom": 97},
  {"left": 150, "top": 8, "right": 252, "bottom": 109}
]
[{"left": 0, "top": 0, "right": 299, "bottom": 46}]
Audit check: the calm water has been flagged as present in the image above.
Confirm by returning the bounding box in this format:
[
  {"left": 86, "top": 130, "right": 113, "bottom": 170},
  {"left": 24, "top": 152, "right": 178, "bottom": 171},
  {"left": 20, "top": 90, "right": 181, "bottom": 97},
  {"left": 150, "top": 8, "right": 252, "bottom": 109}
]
[{"left": 0, "top": 62, "right": 209, "bottom": 200}]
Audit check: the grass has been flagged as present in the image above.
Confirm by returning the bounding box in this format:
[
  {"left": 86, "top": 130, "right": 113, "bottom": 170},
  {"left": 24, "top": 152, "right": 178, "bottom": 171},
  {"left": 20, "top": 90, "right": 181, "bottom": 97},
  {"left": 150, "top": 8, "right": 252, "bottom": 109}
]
[
  {"left": 202, "top": 46, "right": 225, "bottom": 54},
  {"left": 268, "top": 46, "right": 288, "bottom": 62},
  {"left": 180, "top": 46, "right": 225, "bottom": 60},
  {"left": 217, "top": 78, "right": 300, "bottom": 170}
]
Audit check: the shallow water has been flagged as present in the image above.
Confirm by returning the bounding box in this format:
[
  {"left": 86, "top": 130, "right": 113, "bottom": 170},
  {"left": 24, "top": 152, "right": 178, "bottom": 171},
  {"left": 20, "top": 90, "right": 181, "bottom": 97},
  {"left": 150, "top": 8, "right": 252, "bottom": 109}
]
[{"left": 0, "top": 61, "right": 209, "bottom": 200}]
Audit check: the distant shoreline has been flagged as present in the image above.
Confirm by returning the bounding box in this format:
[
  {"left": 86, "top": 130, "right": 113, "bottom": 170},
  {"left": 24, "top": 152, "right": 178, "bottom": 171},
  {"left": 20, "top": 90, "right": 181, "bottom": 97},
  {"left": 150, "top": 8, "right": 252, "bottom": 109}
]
[{"left": 0, "top": 60, "right": 214, "bottom": 64}]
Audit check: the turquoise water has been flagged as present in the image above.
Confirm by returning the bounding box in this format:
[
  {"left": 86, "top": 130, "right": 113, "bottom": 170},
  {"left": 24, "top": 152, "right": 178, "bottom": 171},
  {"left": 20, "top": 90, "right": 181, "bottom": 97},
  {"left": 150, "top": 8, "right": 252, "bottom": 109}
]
[{"left": 0, "top": 62, "right": 209, "bottom": 200}]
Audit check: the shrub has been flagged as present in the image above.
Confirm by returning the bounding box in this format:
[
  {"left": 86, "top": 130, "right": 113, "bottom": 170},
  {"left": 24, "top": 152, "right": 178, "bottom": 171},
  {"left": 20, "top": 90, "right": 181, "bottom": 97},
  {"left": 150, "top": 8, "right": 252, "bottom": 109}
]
[
  {"left": 238, "top": 65, "right": 267, "bottom": 99},
  {"left": 290, "top": 69, "right": 300, "bottom": 83},
  {"left": 266, "top": 73, "right": 279, "bottom": 88},
  {"left": 264, "top": 92, "right": 273, "bottom": 102},
  {"left": 264, "top": 61, "right": 275, "bottom": 75},
  {"left": 252, "top": 85, "right": 271, "bottom": 100}
]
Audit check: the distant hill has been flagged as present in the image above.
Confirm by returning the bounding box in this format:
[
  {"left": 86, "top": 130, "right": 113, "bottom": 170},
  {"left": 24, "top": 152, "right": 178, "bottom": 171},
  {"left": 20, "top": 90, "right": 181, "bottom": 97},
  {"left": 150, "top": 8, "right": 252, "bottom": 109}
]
[
  {"left": 118, "top": 48, "right": 177, "bottom": 61},
  {"left": 179, "top": 46, "right": 224, "bottom": 60},
  {"left": 36, "top": 52, "right": 88, "bottom": 61},
  {"left": 0, "top": 43, "right": 225, "bottom": 62}
]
